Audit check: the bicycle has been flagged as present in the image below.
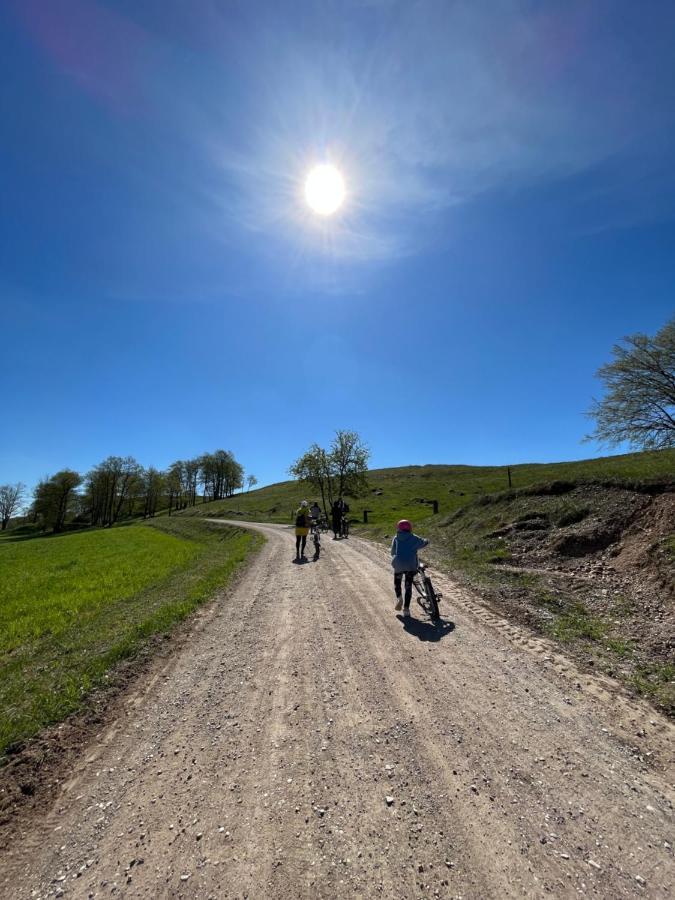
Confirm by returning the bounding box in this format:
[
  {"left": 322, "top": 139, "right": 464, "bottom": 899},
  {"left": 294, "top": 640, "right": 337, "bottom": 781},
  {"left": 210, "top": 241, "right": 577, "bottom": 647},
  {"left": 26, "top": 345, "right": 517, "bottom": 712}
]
[
  {"left": 413, "top": 562, "right": 442, "bottom": 621},
  {"left": 311, "top": 517, "right": 326, "bottom": 559}
]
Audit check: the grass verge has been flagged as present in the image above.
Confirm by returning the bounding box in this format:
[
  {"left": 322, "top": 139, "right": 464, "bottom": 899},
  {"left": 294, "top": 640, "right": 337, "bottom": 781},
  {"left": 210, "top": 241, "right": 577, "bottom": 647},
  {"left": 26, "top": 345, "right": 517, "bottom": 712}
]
[{"left": 0, "top": 518, "right": 262, "bottom": 761}]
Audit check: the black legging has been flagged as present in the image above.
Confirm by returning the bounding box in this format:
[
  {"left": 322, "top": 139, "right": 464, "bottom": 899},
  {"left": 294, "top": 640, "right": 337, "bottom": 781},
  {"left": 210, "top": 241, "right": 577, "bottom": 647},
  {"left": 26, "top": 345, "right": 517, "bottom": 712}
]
[
  {"left": 394, "top": 571, "right": 415, "bottom": 607},
  {"left": 296, "top": 534, "right": 307, "bottom": 556}
]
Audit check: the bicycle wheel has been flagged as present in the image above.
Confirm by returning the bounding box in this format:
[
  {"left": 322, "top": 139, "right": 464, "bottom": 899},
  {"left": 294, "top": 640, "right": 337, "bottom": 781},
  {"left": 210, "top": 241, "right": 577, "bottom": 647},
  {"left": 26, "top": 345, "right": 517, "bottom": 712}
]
[
  {"left": 313, "top": 533, "right": 321, "bottom": 558},
  {"left": 413, "top": 575, "right": 431, "bottom": 616},
  {"left": 423, "top": 575, "right": 440, "bottom": 620}
]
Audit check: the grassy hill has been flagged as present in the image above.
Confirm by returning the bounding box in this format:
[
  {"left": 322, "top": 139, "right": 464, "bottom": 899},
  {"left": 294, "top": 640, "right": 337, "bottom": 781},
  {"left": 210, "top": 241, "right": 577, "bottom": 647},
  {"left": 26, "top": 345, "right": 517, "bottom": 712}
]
[{"left": 182, "top": 449, "right": 675, "bottom": 530}]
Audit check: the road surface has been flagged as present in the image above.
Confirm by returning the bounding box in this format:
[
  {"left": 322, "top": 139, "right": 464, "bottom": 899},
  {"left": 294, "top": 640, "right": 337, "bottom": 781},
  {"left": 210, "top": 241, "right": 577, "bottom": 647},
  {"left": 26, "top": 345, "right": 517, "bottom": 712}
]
[{"left": 2, "top": 522, "right": 673, "bottom": 899}]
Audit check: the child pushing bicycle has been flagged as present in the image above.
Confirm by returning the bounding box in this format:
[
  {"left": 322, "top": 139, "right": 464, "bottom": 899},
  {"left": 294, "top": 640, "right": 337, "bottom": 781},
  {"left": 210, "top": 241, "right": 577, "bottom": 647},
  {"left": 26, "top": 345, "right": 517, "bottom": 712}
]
[{"left": 391, "top": 519, "right": 429, "bottom": 617}]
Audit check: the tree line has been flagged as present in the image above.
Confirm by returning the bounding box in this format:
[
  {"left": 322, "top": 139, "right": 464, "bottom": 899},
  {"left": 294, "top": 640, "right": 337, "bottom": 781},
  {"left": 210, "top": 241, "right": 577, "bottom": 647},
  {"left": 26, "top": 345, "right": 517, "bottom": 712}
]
[{"left": 1, "top": 450, "right": 250, "bottom": 534}]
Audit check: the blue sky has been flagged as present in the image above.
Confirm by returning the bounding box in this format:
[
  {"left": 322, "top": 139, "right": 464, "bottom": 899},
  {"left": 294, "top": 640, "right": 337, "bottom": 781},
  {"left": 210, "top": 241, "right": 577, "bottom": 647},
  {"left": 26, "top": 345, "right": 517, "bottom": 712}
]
[{"left": 2, "top": 0, "right": 675, "bottom": 492}]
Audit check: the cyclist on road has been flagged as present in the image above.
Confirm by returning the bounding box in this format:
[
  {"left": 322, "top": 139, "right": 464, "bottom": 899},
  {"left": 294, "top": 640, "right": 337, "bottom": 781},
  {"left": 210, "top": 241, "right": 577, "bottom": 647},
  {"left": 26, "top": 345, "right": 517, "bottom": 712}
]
[
  {"left": 391, "top": 519, "right": 429, "bottom": 617},
  {"left": 294, "top": 500, "right": 311, "bottom": 560}
]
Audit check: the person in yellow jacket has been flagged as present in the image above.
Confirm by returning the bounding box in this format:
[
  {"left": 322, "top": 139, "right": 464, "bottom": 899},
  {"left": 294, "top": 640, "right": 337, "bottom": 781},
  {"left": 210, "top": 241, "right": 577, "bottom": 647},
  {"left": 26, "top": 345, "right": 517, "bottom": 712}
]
[{"left": 294, "top": 500, "right": 311, "bottom": 560}]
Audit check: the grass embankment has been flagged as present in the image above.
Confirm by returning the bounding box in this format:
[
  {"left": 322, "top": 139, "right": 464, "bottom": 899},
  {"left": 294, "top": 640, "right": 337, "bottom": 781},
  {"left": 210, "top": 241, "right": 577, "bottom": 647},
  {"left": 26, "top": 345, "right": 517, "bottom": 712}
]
[{"left": 0, "top": 519, "right": 262, "bottom": 760}]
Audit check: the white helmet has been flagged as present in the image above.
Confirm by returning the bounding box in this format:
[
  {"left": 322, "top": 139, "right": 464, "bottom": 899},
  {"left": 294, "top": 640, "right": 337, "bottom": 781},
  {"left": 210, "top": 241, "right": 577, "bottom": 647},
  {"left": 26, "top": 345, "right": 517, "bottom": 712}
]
[{"left": 301, "top": 500, "right": 308, "bottom": 507}]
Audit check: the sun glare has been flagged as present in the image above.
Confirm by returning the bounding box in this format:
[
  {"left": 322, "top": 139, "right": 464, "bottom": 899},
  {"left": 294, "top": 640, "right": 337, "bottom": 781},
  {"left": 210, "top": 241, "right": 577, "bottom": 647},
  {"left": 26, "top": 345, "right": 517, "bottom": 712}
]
[{"left": 304, "top": 164, "right": 345, "bottom": 216}]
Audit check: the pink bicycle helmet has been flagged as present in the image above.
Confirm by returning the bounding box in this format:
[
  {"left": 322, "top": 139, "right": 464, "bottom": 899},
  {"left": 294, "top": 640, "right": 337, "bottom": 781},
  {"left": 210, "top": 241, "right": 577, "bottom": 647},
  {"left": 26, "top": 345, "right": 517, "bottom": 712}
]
[{"left": 397, "top": 519, "right": 412, "bottom": 532}]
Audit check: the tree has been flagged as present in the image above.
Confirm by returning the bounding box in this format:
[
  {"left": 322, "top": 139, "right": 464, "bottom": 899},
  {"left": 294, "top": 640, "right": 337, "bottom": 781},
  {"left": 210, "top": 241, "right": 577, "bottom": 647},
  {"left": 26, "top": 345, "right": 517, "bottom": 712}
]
[
  {"left": 247, "top": 474, "right": 258, "bottom": 492},
  {"left": 84, "top": 456, "right": 143, "bottom": 526},
  {"left": 289, "top": 431, "right": 370, "bottom": 514},
  {"left": 330, "top": 430, "right": 370, "bottom": 498},
  {"left": 289, "top": 444, "right": 334, "bottom": 514},
  {"left": 199, "top": 450, "right": 244, "bottom": 501},
  {"left": 141, "top": 467, "right": 165, "bottom": 518},
  {"left": 0, "top": 482, "right": 25, "bottom": 530},
  {"left": 33, "top": 470, "right": 82, "bottom": 533},
  {"left": 166, "top": 461, "right": 184, "bottom": 516},
  {"left": 184, "top": 458, "right": 200, "bottom": 507},
  {"left": 587, "top": 317, "right": 675, "bottom": 449}
]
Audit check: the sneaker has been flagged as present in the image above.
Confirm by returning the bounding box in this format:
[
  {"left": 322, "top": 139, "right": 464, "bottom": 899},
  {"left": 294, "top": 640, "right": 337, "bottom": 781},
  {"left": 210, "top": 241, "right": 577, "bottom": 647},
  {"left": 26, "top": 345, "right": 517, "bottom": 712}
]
[
  {"left": 403, "top": 607, "right": 411, "bottom": 618},
  {"left": 395, "top": 597, "right": 403, "bottom": 611}
]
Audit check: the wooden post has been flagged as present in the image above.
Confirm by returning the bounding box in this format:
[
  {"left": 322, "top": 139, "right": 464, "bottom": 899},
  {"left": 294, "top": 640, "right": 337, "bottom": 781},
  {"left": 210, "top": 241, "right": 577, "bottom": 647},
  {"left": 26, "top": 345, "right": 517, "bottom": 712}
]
[
  {"left": 432, "top": 500, "right": 439, "bottom": 515},
  {"left": 507, "top": 466, "right": 512, "bottom": 489},
  {"left": 363, "top": 509, "right": 370, "bottom": 523}
]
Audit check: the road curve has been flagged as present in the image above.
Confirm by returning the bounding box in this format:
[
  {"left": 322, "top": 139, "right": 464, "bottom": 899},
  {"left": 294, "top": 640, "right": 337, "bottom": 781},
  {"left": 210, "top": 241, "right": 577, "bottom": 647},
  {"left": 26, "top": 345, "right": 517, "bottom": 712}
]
[{"left": 2, "top": 521, "right": 673, "bottom": 899}]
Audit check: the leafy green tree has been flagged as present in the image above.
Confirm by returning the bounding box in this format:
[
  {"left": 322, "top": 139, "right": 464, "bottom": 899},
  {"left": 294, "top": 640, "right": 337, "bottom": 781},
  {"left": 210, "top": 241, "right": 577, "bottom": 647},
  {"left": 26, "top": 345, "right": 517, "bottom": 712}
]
[
  {"left": 290, "top": 430, "right": 370, "bottom": 515},
  {"left": 587, "top": 317, "right": 675, "bottom": 449},
  {"left": 84, "top": 456, "right": 143, "bottom": 526},
  {"left": 330, "top": 430, "right": 370, "bottom": 498},
  {"left": 0, "top": 482, "right": 25, "bottom": 530},
  {"left": 33, "top": 470, "right": 82, "bottom": 533},
  {"left": 290, "top": 444, "right": 334, "bottom": 514},
  {"left": 199, "top": 450, "right": 244, "bottom": 501},
  {"left": 141, "top": 467, "right": 165, "bottom": 518},
  {"left": 246, "top": 474, "right": 258, "bottom": 492},
  {"left": 184, "top": 458, "right": 200, "bottom": 506},
  {"left": 166, "top": 461, "right": 185, "bottom": 516}
]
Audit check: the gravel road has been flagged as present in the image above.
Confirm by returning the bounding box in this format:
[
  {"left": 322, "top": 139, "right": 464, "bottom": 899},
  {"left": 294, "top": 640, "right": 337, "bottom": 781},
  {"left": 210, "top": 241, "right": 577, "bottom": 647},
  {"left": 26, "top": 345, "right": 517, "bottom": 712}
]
[{"left": 2, "top": 521, "right": 673, "bottom": 899}]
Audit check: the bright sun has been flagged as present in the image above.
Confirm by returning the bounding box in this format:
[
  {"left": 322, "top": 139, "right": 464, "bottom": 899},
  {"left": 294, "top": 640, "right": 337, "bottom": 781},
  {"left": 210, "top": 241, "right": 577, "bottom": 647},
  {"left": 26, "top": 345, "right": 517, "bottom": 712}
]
[{"left": 305, "top": 164, "right": 345, "bottom": 216}]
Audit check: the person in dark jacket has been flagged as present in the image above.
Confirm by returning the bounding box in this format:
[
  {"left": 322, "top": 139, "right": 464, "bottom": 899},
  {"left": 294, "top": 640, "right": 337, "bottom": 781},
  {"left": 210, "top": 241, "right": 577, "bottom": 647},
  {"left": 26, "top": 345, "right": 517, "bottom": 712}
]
[
  {"left": 390, "top": 519, "right": 429, "bottom": 616},
  {"left": 331, "top": 498, "right": 345, "bottom": 539}
]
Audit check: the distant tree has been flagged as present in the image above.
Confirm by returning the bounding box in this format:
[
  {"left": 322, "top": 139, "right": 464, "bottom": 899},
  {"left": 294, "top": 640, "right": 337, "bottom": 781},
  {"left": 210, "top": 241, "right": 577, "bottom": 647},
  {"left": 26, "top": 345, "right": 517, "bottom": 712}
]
[
  {"left": 247, "top": 474, "right": 258, "bottom": 493},
  {"left": 141, "top": 467, "right": 165, "bottom": 518},
  {"left": 587, "top": 317, "right": 675, "bottom": 450},
  {"left": 84, "top": 456, "right": 143, "bottom": 526},
  {"left": 184, "top": 458, "right": 200, "bottom": 506},
  {"left": 330, "top": 430, "right": 370, "bottom": 498},
  {"left": 166, "top": 461, "right": 184, "bottom": 516},
  {"left": 33, "top": 470, "right": 82, "bottom": 533},
  {"left": 199, "top": 450, "right": 244, "bottom": 501},
  {"left": 289, "top": 444, "right": 334, "bottom": 514},
  {"left": 290, "top": 430, "right": 370, "bottom": 515},
  {"left": 0, "top": 482, "right": 25, "bottom": 530}
]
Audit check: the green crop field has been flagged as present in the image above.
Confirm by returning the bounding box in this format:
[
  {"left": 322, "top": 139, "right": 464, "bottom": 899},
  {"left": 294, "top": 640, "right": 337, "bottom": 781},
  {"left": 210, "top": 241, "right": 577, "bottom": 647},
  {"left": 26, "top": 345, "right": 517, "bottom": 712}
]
[
  {"left": 182, "top": 448, "right": 675, "bottom": 531},
  {"left": 0, "top": 518, "right": 262, "bottom": 759}
]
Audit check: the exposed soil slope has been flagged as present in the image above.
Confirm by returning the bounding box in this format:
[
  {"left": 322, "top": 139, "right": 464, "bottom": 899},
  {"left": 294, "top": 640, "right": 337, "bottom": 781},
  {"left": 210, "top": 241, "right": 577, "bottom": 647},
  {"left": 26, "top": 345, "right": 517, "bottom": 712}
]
[
  {"left": 1, "top": 523, "right": 673, "bottom": 899},
  {"left": 432, "top": 481, "right": 675, "bottom": 713}
]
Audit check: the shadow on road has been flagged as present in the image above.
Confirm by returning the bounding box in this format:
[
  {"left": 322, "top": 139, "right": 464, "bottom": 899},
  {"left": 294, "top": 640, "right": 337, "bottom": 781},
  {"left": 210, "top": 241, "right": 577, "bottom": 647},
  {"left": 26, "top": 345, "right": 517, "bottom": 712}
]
[{"left": 396, "top": 615, "right": 456, "bottom": 642}]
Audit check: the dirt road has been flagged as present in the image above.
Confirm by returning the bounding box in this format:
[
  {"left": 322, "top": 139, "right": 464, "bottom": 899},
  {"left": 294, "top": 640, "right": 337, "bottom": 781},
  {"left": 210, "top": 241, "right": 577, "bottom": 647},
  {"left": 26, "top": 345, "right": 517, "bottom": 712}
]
[{"left": 2, "top": 522, "right": 673, "bottom": 899}]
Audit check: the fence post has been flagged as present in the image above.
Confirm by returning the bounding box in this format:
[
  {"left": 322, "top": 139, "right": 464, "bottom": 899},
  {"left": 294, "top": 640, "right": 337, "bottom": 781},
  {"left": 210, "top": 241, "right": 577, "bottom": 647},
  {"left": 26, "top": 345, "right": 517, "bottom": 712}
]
[
  {"left": 432, "top": 499, "right": 439, "bottom": 515},
  {"left": 507, "top": 467, "right": 512, "bottom": 489}
]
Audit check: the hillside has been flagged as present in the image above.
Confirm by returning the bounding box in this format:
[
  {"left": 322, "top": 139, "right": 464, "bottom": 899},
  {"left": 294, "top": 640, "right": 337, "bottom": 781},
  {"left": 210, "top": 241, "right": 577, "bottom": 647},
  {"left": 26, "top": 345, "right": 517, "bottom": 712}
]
[{"left": 182, "top": 449, "right": 675, "bottom": 528}]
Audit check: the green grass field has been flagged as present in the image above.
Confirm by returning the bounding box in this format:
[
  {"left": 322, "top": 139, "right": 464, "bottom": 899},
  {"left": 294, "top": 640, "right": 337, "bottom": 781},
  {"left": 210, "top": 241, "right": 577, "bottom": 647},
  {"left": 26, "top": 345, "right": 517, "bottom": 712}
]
[
  {"left": 0, "top": 518, "right": 262, "bottom": 759},
  {"left": 182, "top": 448, "right": 675, "bottom": 531}
]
